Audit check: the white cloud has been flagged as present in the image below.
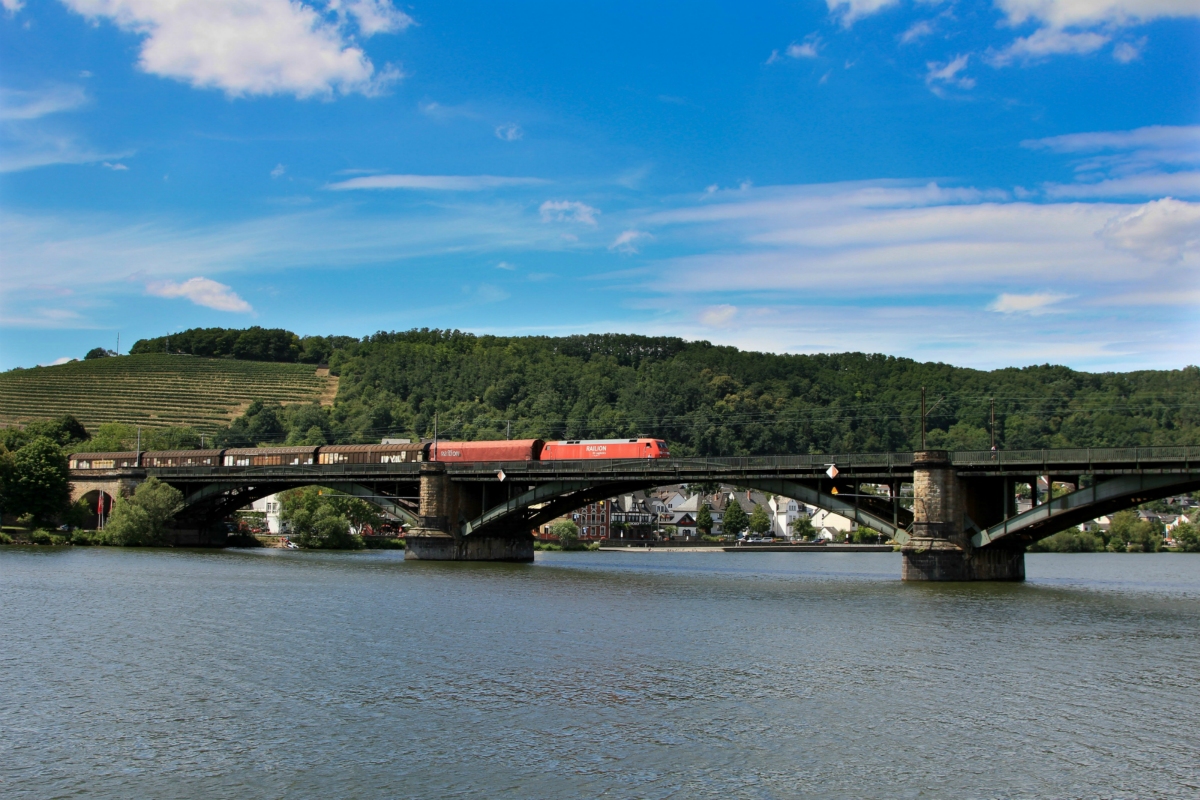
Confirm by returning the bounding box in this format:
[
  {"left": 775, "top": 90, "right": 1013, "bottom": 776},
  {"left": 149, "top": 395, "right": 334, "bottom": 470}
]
[
  {"left": 145, "top": 277, "right": 253, "bottom": 312},
  {"left": 1113, "top": 37, "right": 1146, "bottom": 62},
  {"left": 1024, "top": 124, "right": 1200, "bottom": 199},
  {"left": 470, "top": 283, "right": 510, "bottom": 304},
  {"left": 993, "top": 0, "right": 1200, "bottom": 30},
  {"left": 900, "top": 20, "right": 935, "bottom": 44},
  {"left": 102, "top": 161, "right": 128, "bottom": 170},
  {"left": 786, "top": 35, "right": 822, "bottom": 59},
  {"left": 496, "top": 261, "right": 516, "bottom": 270},
  {"left": 0, "top": 85, "right": 88, "bottom": 120},
  {"left": 59, "top": 0, "right": 407, "bottom": 98},
  {"left": 539, "top": 200, "right": 600, "bottom": 225},
  {"left": 1023, "top": 124, "right": 1200, "bottom": 160},
  {"left": 925, "top": 54, "right": 975, "bottom": 93},
  {"left": 609, "top": 229, "right": 652, "bottom": 254},
  {"left": 825, "top": 0, "right": 900, "bottom": 26},
  {"left": 0, "top": 132, "right": 132, "bottom": 173},
  {"left": 2, "top": 0, "right": 24, "bottom": 14},
  {"left": 329, "top": 0, "right": 413, "bottom": 36},
  {"left": 985, "top": 0, "right": 1200, "bottom": 68},
  {"left": 700, "top": 305, "right": 738, "bottom": 327},
  {"left": 987, "top": 292, "right": 1071, "bottom": 314},
  {"left": 271, "top": 163, "right": 286, "bottom": 178},
  {"left": 988, "top": 28, "right": 1110, "bottom": 66},
  {"left": 633, "top": 182, "right": 1195, "bottom": 311},
  {"left": 1043, "top": 171, "right": 1200, "bottom": 198},
  {"left": 50, "top": 357, "right": 73, "bottom": 366},
  {"left": 1099, "top": 198, "right": 1200, "bottom": 262},
  {"left": 495, "top": 123, "right": 524, "bottom": 141},
  {"left": 327, "top": 174, "right": 547, "bottom": 190}
]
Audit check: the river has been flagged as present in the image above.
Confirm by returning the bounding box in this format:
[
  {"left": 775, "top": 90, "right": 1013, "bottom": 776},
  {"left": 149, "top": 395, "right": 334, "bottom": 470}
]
[{"left": 2, "top": 548, "right": 1198, "bottom": 799}]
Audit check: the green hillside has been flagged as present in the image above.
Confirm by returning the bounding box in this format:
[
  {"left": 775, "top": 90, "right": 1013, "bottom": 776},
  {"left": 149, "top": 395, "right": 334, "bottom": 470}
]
[{"left": 0, "top": 355, "right": 336, "bottom": 433}]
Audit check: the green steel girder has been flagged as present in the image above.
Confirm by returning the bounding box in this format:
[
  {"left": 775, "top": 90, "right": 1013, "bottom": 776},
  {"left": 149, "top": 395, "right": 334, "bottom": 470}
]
[
  {"left": 460, "top": 476, "right": 909, "bottom": 543},
  {"left": 973, "top": 473, "right": 1200, "bottom": 548},
  {"left": 462, "top": 480, "right": 646, "bottom": 537},
  {"left": 179, "top": 481, "right": 418, "bottom": 525},
  {"left": 736, "top": 478, "right": 909, "bottom": 545}
]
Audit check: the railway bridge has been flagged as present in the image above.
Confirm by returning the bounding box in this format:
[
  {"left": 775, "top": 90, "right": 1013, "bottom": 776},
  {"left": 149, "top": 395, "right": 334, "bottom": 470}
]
[{"left": 68, "top": 446, "right": 1200, "bottom": 581}]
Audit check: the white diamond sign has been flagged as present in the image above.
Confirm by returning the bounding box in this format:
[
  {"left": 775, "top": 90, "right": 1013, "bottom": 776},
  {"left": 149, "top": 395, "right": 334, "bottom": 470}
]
[
  {"left": 497, "top": 470, "right": 507, "bottom": 482},
  {"left": 826, "top": 465, "right": 839, "bottom": 479}
]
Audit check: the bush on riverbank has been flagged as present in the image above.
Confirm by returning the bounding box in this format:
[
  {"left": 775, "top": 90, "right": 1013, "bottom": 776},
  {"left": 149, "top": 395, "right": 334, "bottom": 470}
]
[
  {"left": 102, "top": 478, "right": 185, "bottom": 546},
  {"left": 362, "top": 536, "right": 405, "bottom": 549},
  {"left": 1029, "top": 530, "right": 1104, "bottom": 552}
]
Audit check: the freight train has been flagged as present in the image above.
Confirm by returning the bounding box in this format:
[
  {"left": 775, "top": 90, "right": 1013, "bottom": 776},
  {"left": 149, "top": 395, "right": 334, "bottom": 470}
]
[{"left": 68, "top": 437, "right": 671, "bottom": 470}]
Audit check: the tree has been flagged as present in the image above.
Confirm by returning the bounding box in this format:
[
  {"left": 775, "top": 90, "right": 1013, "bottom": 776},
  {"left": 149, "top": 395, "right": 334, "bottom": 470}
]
[
  {"left": 790, "top": 514, "right": 816, "bottom": 540},
  {"left": 723, "top": 498, "right": 748, "bottom": 538},
  {"left": 278, "top": 486, "right": 363, "bottom": 548},
  {"left": 289, "top": 505, "right": 360, "bottom": 549},
  {"left": 85, "top": 348, "right": 116, "bottom": 360},
  {"left": 696, "top": 502, "right": 714, "bottom": 536},
  {"left": 549, "top": 520, "right": 579, "bottom": 548},
  {"left": 1106, "top": 510, "right": 1163, "bottom": 552},
  {"left": 103, "top": 477, "right": 184, "bottom": 546},
  {"left": 748, "top": 504, "right": 772, "bottom": 536},
  {"left": 0, "top": 446, "right": 14, "bottom": 519},
  {"left": 1174, "top": 523, "right": 1200, "bottom": 553},
  {"left": 7, "top": 437, "right": 70, "bottom": 526}
]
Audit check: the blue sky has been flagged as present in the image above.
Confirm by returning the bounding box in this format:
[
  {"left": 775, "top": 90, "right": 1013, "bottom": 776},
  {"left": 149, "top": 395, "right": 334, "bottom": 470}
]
[{"left": 1, "top": 0, "right": 1197, "bottom": 372}]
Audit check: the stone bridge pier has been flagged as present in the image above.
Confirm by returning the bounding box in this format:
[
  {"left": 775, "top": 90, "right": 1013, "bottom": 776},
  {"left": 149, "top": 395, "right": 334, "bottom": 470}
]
[
  {"left": 405, "top": 463, "right": 534, "bottom": 562},
  {"left": 901, "top": 451, "right": 1025, "bottom": 581}
]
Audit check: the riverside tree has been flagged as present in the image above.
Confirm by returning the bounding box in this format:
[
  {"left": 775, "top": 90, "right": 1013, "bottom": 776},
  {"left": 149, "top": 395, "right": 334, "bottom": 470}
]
[
  {"left": 103, "top": 477, "right": 184, "bottom": 546},
  {"left": 1105, "top": 510, "right": 1164, "bottom": 552},
  {"left": 748, "top": 504, "right": 772, "bottom": 536},
  {"left": 278, "top": 486, "right": 364, "bottom": 549},
  {"left": 1174, "top": 523, "right": 1200, "bottom": 552},
  {"left": 790, "top": 514, "right": 816, "bottom": 540},
  {"left": 549, "top": 520, "right": 580, "bottom": 548},
  {"left": 7, "top": 437, "right": 70, "bottom": 526},
  {"left": 723, "top": 498, "right": 748, "bottom": 538},
  {"left": 696, "top": 502, "right": 713, "bottom": 536}
]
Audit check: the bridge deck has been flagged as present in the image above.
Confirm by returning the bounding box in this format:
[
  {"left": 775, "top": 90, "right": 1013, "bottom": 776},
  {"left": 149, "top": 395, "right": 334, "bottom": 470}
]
[{"left": 73, "top": 445, "right": 1199, "bottom": 483}]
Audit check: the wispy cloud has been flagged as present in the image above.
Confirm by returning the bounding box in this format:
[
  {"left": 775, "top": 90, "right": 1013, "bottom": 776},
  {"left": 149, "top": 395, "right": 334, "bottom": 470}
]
[
  {"left": 987, "top": 28, "right": 1110, "bottom": 66},
  {"left": 925, "top": 54, "right": 974, "bottom": 94},
  {"left": 700, "top": 304, "right": 738, "bottom": 327},
  {"left": 327, "top": 174, "right": 547, "bottom": 190},
  {"left": 825, "top": 0, "right": 899, "bottom": 27},
  {"left": 146, "top": 277, "right": 253, "bottom": 312},
  {"left": 495, "top": 123, "right": 524, "bottom": 141},
  {"left": 787, "top": 35, "right": 822, "bottom": 59},
  {"left": 539, "top": 200, "right": 600, "bottom": 225},
  {"left": 609, "top": 229, "right": 652, "bottom": 254},
  {"left": 1024, "top": 124, "right": 1200, "bottom": 199},
  {"left": 899, "top": 20, "right": 935, "bottom": 45},
  {"left": 271, "top": 163, "right": 286, "bottom": 178},
  {"left": 0, "top": 85, "right": 88, "bottom": 120},
  {"left": 988, "top": 292, "right": 1071, "bottom": 314},
  {"left": 1113, "top": 37, "right": 1146, "bottom": 63}
]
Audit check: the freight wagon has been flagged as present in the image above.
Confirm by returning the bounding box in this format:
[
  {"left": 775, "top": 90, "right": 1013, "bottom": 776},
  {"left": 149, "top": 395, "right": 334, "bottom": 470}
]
[{"left": 69, "top": 437, "right": 673, "bottom": 470}]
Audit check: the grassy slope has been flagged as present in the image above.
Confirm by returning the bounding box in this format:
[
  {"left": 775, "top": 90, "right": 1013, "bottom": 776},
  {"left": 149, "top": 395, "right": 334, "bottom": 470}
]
[{"left": 0, "top": 355, "right": 335, "bottom": 432}]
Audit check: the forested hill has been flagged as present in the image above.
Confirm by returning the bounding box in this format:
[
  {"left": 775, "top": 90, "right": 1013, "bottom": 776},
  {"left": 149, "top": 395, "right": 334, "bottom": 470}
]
[{"left": 129, "top": 328, "right": 1200, "bottom": 455}]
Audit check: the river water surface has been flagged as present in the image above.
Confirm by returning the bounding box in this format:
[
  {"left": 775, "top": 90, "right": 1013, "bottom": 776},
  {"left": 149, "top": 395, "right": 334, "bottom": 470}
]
[{"left": 2, "top": 548, "right": 1198, "bottom": 799}]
